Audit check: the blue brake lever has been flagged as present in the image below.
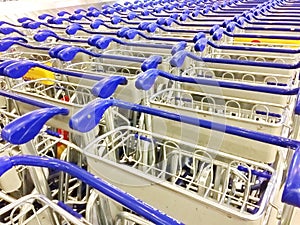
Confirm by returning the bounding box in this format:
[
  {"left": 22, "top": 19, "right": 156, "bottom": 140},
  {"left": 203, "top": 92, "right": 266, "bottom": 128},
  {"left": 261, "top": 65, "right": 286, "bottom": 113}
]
[{"left": 2, "top": 107, "right": 69, "bottom": 145}]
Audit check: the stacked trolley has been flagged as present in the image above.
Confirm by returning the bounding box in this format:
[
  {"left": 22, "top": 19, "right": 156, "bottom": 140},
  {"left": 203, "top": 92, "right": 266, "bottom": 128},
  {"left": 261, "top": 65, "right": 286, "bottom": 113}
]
[{"left": 1, "top": 0, "right": 300, "bottom": 225}]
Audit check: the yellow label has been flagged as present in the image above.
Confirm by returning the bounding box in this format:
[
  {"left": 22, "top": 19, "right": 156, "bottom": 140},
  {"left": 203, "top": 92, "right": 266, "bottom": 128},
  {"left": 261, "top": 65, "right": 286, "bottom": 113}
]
[
  {"left": 234, "top": 37, "right": 300, "bottom": 49},
  {"left": 23, "top": 61, "right": 55, "bottom": 85}
]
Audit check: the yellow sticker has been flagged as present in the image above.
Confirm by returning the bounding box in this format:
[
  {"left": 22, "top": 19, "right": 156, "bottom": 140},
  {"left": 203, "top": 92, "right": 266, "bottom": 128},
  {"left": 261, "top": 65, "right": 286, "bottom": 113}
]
[
  {"left": 23, "top": 61, "right": 55, "bottom": 85},
  {"left": 233, "top": 37, "right": 300, "bottom": 49}
]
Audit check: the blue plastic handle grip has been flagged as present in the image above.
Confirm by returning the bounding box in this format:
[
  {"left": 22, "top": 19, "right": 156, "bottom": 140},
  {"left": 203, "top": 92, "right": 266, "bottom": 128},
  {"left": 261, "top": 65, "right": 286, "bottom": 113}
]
[
  {"left": 0, "top": 155, "right": 183, "bottom": 225},
  {"left": 0, "top": 60, "right": 19, "bottom": 75},
  {"left": 74, "top": 8, "right": 87, "bottom": 14},
  {"left": 65, "top": 23, "right": 83, "bottom": 35},
  {"left": 88, "top": 6, "right": 99, "bottom": 11},
  {"left": 0, "top": 21, "right": 16, "bottom": 27},
  {"left": 87, "top": 35, "right": 104, "bottom": 46},
  {"left": 1, "top": 107, "right": 69, "bottom": 145},
  {"left": 171, "top": 41, "right": 187, "bottom": 55},
  {"left": 193, "top": 32, "right": 206, "bottom": 43},
  {"left": 33, "top": 30, "right": 58, "bottom": 42},
  {"left": 0, "top": 27, "right": 25, "bottom": 36},
  {"left": 92, "top": 76, "right": 128, "bottom": 98},
  {"left": 90, "top": 19, "right": 105, "bottom": 29},
  {"left": 2, "top": 36, "right": 27, "bottom": 43},
  {"left": 138, "top": 21, "right": 151, "bottom": 30},
  {"left": 69, "top": 98, "right": 300, "bottom": 151},
  {"left": 0, "top": 40, "right": 49, "bottom": 52},
  {"left": 22, "top": 21, "right": 41, "bottom": 29},
  {"left": 38, "top": 14, "right": 54, "bottom": 20},
  {"left": 194, "top": 38, "right": 207, "bottom": 52},
  {"left": 134, "top": 68, "right": 300, "bottom": 96},
  {"left": 17, "top": 17, "right": 34, "bottom": 23},
  {"left": 147, "top": 23, "right": 158, "bottom": 33},
  {"left": 48, "top": 44, "right": 71, "bottom": 58},
  {"left": 141, "top": 55, "right": 162, "bottom": 72},
  {"left": 57, "top": 11, "right": 71, "bottom": 17}
]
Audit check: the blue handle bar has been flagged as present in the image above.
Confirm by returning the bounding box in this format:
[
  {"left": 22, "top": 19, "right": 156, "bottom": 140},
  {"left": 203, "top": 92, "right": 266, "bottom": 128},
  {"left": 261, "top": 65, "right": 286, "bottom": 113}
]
[
  {"left": 1, "top": 37, "right": 28, "bottom": 43},
  {"left": 0, "top": 21, "right": 21, "bottom": 28},
  {"left": 195, "top": 37, "right": 300, "bottom": 54},
  {"left": 0, "top": 155, "right": 183, "bottom": 225},
  {"left": 171, "top": 50, "right": 300, "bottom": 70},
  {"left": 34, "top": 30, "right": 88, "bottom": 43},
  {"left": 0, "top": 27, "right": 25, "bottom": 36},
  {"left": 2, "top": 107, "right": 68, "bottom": 145},
  {"left": 3, "top": 60, "right": 128, "bottom": 98},
  {"left": 38, "top": 14, "right": 54, "bottom": 20},
  {"left": 54, "top": 45, "right": 162, "bottom": 71},
  {"left": 93, "top": 35, "right": 176, "bottom": 50},
  {"left": 135, "top": 68, "right": 299, "bottom": 95},
  {"left": 69, "top": 98, "right": 300, "bottom": 150},
  {"left": 221, "top": 26, "right": 300, "bottom": 41},
  {"left": 0, "top": 40, "right": 49, "bottom": 52},
  {"left": 17, "top": 17, "right": 34, "bottom": 23}
]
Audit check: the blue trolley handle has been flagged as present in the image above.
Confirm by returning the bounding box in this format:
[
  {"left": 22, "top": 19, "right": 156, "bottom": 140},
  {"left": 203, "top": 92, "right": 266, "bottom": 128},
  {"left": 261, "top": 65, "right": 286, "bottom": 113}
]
[
  {"left": 0, "top": 27, "right": 26, "bottom": 36},
  {"left": 38, "top": 14, "right": 54, "bottom": 20},
  {"left": 0, "top": 21, "right": 22, "bottom": 28},
  {"left": 22, "top": 21, "right": 66, "bottom": 30},
  {"left": 194, "top": 37, "right": 300, "bottom": 54},
  {"left": 170, "top": 50, "right": 300, "bottom": 70},
  {"left": 91, "top": 35, "right": 182, "bottom": 52},
  {"left": 135, "top": 68, "right": 299, "bottom": 95},
  {"left": 69, "top": 98, "right": 300, "bottom": 150},
  {"left": 120, "top": 28, "right": 196, "bottom": 43},
  {"left": 47, "top": 17, "right": 89, "bottom": 26},
  {"left": 3, "top": 60, "right": 128, "bottom": 99},
  {"left": 0, "top": 40, "right": 50, "bottom": 52},
  {"left": 17, "top": 17, "right": 35, "bottom": 23},
  {"left": 220, "top": 25, "right": 300, "bottom": 41},
  {"left": 146, "top": 21, "right": 209, "bottom": 34},
  {"left": 0, "top": 155, "right": 183, "bottom": 225},
  {"left": 55, "top": 46, "right": 162, "bottom": 72},
  {"left": 33, "top": 30, "right": 89, "bottom": 43},
  {"left": 68, "top": 22, "right": 103, "bottom": 34}
]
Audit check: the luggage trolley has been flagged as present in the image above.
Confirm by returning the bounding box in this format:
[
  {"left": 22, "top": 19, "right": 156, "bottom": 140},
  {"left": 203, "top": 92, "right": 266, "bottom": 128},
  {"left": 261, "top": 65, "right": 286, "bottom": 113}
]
[
  {"left": 0, "top": 59, "right": 127, "bottom": 132},
  {"left": 67, "top": 98, "right": 295, "bottom": 225},
  {"left": 0, "top": 114, "right": 182, "bottom": 225}
]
